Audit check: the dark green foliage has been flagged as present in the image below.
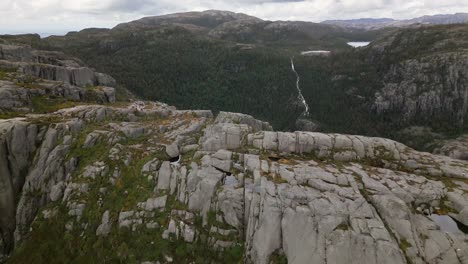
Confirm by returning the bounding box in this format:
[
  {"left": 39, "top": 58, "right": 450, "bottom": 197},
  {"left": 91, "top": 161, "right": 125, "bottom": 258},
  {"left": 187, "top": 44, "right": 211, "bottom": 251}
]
[
  {"left": 38, "top": 29, "right": 307, "bottom": 129},
  {"left": 21, "top": 23, "right": 394, "bottom": 133},
  {"left": 335, "top": 223, "right": 350, "bottom": 231},
  {"left": 8, "top": 210, "right": 244, "bottom": 264},
  {"left": 269, "top": 249, "right": 288, "bottom": 264},
  {"left": 294, "top": 51, "right": 385, "bottom": 136},
  {"left": 371, "top": 24, "right": 468, "bottom": 63},
  {"left": 6, "top": 19, "right": 386, "bottom": 131},
  {"left": 0, "top": 68, "right": 15, "bottom": 80},
  {"left": 31, "top": 95, "right": 79, "bottom": 114},
  {"left": 0, "top": 112, "right": 24, "bottom": 119}
]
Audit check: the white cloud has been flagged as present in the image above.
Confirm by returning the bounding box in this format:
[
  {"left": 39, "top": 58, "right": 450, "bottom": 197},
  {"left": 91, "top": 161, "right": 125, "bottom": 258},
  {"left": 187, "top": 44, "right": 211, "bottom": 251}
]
[{"left": 1, "top": 0, "right": 468, "bottom": 34}]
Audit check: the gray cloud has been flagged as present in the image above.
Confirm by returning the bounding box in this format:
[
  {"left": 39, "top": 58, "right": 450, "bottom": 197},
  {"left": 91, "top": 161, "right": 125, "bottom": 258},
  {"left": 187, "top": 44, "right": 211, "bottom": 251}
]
[
  {"left": 107, "top": 0, "right": 148, "bottom": 12},
  {"left": 1, "top": 0, "right": 468, "bottom": 34}
]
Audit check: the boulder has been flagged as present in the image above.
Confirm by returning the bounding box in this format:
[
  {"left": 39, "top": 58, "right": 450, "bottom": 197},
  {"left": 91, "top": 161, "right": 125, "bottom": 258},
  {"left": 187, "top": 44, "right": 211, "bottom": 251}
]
[
  {"left": 215, "top": 111, "right": 272, "bottom": 132},
  {"left": 145, "top": 196, "right": 168, "bottom": 211},
  {"left": 96, "top": 211, "right": 112, "bottom": 236}
]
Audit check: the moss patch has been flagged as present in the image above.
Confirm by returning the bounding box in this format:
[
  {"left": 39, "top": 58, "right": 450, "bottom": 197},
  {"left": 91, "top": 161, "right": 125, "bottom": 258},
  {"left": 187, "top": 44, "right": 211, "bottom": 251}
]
[
  {"left": 0, "top": 111, "right": 24, "bottom": 119},
  {"left": 399, "top": 238, "right": 412, "bottom": 252},
  {"left": 269, "top": 249, "right": 288, "bottom": 264},
  {"left": 335, "top": 222, "right": 350, "bottom": 231},
  {"left": 31, "top": 96, "right": 81, "bottom": 114}
]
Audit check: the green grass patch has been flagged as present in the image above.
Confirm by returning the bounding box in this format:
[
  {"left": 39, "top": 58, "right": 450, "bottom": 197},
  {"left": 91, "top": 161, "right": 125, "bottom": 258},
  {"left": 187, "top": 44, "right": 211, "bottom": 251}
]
[
  {"left": 0, "top": 71, "right": 9, "bottom": 80},
  {"left": 399, "top": 238, "right": 412, "bottom": 252},
  {"left": 269, "top": 249, "right": 288, "bottom": 264},
  {"left": 0, "top": 111, "right": 24, "bottom": 119},
  {"left": 31, "top": 96, "right": 80, "bottom": 114},
  {"left": 0, "top": 67, "right": 17, "bottom": 80}
]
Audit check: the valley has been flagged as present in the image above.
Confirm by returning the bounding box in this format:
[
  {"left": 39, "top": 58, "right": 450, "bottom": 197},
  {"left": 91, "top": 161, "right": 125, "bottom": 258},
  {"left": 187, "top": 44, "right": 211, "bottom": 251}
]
[
  {"left": 2, "top": 11, "right": 464, "bottom": 152},
  {"left": 1, "top": 9, "right": 468, "bottom": 264}
]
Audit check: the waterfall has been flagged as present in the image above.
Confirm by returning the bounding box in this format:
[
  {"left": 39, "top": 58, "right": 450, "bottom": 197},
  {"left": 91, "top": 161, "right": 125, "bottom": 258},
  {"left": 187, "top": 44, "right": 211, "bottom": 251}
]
[{"left": 290, "top": 57, "right": 310, "bottom": 117}]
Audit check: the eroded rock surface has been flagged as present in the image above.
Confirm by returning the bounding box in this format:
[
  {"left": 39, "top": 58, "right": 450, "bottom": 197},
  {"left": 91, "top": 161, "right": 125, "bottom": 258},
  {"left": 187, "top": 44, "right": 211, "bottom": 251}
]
[
  {"left": 435, "top": 135, "right": 468, "bottom": 161},
  {"left": 1, "top": 101, "right": 468, "bottom": 263},
  {"left": 0, "top": 43, "right": 116, "bottom": 114}
]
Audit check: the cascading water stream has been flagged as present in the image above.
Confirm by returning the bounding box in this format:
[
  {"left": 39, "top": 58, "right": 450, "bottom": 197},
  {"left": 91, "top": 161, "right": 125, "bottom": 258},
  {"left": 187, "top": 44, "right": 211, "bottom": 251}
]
[{"left": 290, "top": 57, "right": 310, "bottom": 117}]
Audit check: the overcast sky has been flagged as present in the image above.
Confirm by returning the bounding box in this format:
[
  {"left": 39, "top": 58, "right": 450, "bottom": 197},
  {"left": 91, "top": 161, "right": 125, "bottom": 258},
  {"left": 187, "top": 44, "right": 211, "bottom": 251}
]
[{"left": 1, "top": 0, "right": 468, "bottom": 35}]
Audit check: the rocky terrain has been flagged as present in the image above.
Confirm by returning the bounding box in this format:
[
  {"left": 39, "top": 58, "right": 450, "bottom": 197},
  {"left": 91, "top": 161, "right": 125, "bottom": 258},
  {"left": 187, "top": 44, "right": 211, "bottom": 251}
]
[
  {"left": 355, "top": 24, "right": 468, "bottom": 149},
  {"left": 1, "top": 97, "right": 468, "bottom": 263},
  {"left": 435, "top": 135, "right": 468, "bottom": 161},
  {"left": 0, "top": 47, "right": 467, "bottom": 263},
  {"left": 0, "top": 43, "right": 116, "bottom": 116},
  {"left": 371, "top": 52, "right": 468, "bottom": 129}
]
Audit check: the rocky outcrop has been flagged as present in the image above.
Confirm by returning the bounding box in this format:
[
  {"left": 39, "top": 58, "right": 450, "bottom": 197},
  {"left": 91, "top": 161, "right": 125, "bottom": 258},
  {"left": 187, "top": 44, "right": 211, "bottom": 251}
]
[
  {"left": 434, "top": 135, "right": 468, "bottom": 161},
  {"left": 215, "top": 111, "right": 272, "bottom": 132},
  {"left": 0, "top": 44, "right": 116, "bottom": 113},
  {"left": 373, "top": 53, "right": 468, "bottom": 129},
  {"left": 0, "top": 78, "right": 116, "bottom": 113},
  {"left": 295, "top": 118, "right": 321, "bottom": 132},
  {"left": 1, "top": 101, "right": 468, "bottom": 263},
  {"left": 19, "top": 63, "right": 116, "bottom": 88},
  {"left": 0, "top": 119, "right": 38, "bottom": 257},
  {"left": 0, "top": 44, "right": 116, "bottom": 87}
]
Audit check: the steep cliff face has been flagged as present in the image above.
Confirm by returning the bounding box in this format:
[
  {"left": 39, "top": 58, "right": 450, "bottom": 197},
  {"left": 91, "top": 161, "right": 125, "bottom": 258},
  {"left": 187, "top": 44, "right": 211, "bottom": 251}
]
[
  {"left": 1, "top": 101, "right": 468, "bottom": 263},
  {"left": 0, "top": 44, "right": 120, "bottom": 261},
  {"left": 373, "top": 52, "right": 468, "bottom": 129},
  {"left": 366, "top": 25, "right": 468, "bottom": 129}
]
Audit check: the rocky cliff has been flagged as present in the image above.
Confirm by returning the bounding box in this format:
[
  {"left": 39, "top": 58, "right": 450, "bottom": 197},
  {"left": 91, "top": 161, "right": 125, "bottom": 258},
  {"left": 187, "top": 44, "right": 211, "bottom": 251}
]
[
  {"left": 0, "top": 43, "right": 116, "bottom": 115},
  {"left": 323, "top": 24, "right": 468, "bottom": 149},
  {"left": 1, "top": 99, "right": 468, "bottom": 263},
  {"left": 367, "top": 25, "right": 468, "bottom": 129},
  {"left": 372, "top": 52, "right": 468, "bottom": 129}
]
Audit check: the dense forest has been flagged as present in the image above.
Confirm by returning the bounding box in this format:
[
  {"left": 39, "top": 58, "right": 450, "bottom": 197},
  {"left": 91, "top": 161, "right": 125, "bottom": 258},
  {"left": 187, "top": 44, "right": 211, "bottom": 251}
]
[{"left": 27, "top": 22, "right": 383, "bottom": 132}]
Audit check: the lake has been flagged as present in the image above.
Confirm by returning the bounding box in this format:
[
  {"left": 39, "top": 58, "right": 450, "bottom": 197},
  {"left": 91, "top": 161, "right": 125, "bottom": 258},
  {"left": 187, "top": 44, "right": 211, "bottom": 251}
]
[{"left": 347, "top": 42, "right": 371, "bottom": 48}]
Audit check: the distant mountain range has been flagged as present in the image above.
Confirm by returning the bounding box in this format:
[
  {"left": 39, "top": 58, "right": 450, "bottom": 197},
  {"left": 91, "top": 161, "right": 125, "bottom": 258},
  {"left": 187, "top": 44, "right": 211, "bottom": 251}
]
[{"left": 322, "top": 13, "right": 468, "bottom": 29}]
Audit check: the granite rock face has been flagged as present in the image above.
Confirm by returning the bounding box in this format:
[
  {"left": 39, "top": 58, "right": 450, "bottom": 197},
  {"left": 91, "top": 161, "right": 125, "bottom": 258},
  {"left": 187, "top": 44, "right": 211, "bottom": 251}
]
[
  {"left": 434, "top": 135, "right": 468, "bottom": 161},
  {"left": 215, "top": 111, "right": 273, "bottom": 132},
  {"left": 0, "top": 44, "right": 116, "bottom": 87},
  {"left": 1, "top": 101, "right": 468, "bottom": 263},
  {"left": 371, "top": 51, "right": 468, "bottom": 131},
  {"left": 0, "top": 43, "right": 116, "bottom": 114}
]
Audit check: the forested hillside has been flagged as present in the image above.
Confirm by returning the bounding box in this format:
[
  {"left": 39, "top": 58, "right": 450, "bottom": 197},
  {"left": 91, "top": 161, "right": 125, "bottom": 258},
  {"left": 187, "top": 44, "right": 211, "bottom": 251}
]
[
  {"left": 23, "top": 11, "right": 385, "bottom": 131},
  {"left": 4, "top": 11, "right": 468, "bottom": 150}
]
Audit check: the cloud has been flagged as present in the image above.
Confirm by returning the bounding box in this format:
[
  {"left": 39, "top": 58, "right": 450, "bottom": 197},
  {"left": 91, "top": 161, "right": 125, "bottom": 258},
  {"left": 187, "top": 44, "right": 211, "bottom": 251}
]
[{"left": 1, "top": 0, "right": 468, "bottom": 34}]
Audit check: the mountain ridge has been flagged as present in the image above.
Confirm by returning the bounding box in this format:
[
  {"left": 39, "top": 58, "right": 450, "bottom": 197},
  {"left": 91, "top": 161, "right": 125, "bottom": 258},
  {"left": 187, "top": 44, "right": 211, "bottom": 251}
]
[{"left": 322, "top": 12, "right": 468, "bottom": 29}]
